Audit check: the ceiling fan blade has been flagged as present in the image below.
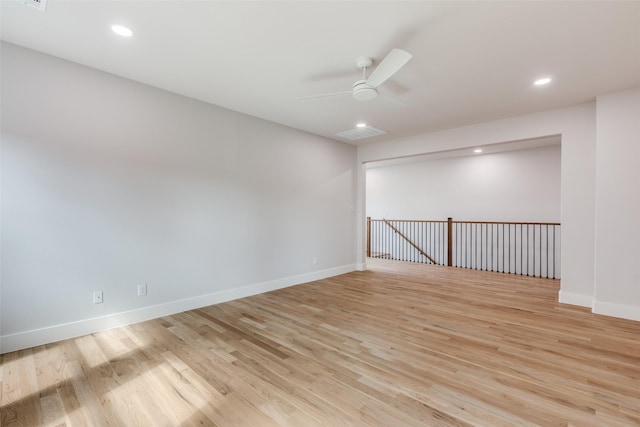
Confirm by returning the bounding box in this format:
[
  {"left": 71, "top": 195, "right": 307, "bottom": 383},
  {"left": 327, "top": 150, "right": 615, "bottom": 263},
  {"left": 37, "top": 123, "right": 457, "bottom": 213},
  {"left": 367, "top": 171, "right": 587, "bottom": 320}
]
[
  {"left": 366, "top": 48, "right": 412, "bottom": 88},
  {"left": 298, "top": 90, "right": 352, "bottom": 101}
]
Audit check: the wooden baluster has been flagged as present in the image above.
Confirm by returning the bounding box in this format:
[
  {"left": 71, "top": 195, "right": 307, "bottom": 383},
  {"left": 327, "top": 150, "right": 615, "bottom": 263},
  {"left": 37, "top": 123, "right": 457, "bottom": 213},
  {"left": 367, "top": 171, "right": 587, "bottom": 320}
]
[
  {"left": 447, "top": 217, "right": 453, "bottom": 267},
  {"left": 366, "top": 217, "right": 371, "bottom": 258}
]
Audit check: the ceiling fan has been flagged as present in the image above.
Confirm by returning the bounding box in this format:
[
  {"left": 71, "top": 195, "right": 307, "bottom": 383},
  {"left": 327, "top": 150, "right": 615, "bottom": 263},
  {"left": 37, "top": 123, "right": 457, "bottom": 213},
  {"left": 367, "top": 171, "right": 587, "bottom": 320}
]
[{"left": 301, "top": 48, "right": 413, "bottom": 103}]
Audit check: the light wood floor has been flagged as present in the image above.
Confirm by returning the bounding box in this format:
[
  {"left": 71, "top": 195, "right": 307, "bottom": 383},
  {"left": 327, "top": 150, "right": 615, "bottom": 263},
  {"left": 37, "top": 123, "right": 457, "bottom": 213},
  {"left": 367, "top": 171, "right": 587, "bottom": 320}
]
[{"left": 2, "top": 259, "right": 640, "bottom": 426}]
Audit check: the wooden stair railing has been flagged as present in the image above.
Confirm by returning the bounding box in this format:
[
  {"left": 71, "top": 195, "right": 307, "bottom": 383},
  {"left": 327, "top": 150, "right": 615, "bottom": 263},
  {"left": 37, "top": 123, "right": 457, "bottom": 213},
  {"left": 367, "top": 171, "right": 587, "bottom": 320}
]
[
  {"left": 382, "top": 219, "right": 438, "bottom": 264},
  {"left": 367, "top": 217, "right": 561, "bottom": 278}
]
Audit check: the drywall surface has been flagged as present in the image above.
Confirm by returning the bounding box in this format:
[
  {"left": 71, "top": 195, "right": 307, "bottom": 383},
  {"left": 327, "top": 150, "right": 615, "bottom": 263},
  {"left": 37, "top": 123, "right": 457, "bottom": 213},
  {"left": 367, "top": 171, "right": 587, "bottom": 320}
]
[
  {"left": 0, "top": 43, "right": 357, "bottom": 352},
  {"left": 358, "top": 103, "right": 597, "bottom": 308},
  {"left": 367, "top": 144, "right": 561, "bottom": 222},
  {"left": 594, "top": 87, "right": 640, "bottom": 320}
]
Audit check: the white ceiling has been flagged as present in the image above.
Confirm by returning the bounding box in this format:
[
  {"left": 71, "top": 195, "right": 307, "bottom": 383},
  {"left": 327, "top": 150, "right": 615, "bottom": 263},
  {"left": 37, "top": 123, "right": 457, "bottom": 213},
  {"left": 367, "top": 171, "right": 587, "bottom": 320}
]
[{"left": 2, "top": 1, "right": 639, "bottom": 145}]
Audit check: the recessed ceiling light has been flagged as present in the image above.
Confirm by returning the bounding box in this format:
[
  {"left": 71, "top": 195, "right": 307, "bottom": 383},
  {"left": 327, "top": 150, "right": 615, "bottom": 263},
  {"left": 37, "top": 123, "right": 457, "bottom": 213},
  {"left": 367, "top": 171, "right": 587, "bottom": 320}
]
[
  {"left": 356, "top": 122, "right": 367, "bottom": 128},
  {"left": 111, "top": 25, "right": 133, "bottom": 37},
  {"left": 534, "top": 77, "right": 552, "bottom": 86},
  {"left": 474, "top": 148, "right": 483, "bottom": 153}
]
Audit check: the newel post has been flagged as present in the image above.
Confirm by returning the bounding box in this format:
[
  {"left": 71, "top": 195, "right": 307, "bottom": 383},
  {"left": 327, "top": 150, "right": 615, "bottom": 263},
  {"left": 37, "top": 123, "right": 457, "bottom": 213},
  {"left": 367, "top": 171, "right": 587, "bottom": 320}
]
[
  {"left": 447, "top": 217, "right": 453, "bottom": 267},
  {"left": 366, "top": 217, "right": 371, "bottom": 258}
]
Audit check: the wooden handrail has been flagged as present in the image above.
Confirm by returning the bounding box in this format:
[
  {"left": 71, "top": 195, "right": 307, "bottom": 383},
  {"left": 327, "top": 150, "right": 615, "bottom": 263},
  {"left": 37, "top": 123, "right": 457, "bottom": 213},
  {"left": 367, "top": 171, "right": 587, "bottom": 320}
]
[
  {"left": 451, "top": 220, "right": 561, "bottom": 226},
  {"left": 382, "top": 219, "right": 438, "bottom": 264},
  {"left": 370, "top": 218, "right": 560, "bottom": 226},
  {"left": 369, "top": 219, "right": 447, "bottom": 224}
]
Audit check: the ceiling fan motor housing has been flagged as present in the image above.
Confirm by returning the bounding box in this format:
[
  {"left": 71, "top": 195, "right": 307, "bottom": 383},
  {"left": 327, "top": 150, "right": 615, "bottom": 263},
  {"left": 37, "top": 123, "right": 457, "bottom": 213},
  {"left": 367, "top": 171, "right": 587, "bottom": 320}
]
[{"left": 352, "top": 80, "right": 378, "bottom": 101}]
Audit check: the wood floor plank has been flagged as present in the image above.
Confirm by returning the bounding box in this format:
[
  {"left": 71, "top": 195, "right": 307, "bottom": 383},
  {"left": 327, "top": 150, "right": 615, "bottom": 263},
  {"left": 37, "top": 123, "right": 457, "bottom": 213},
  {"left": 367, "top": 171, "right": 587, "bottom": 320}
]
[
  {"left": 1, "top": 350, "right": 43, "bottom": 426},
  {"left": 2, "top": 259, "right": 640, "bottom": 425},
  {"left": 40, "top": 392, "right": 67, "bottom": 427}
]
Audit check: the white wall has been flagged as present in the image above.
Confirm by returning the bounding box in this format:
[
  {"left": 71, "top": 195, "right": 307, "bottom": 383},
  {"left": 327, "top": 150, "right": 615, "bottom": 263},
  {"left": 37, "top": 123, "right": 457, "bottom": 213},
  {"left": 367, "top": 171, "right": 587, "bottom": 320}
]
[
  {"left": 0, "top": 43, "right": 357, "bottom": 352},
  {"left": 358, "top": 103, "right": 597, "bottom": 308},
  {"left": 593, "top": 87, "right": 640, "bottom": 320},
  {"left": 366, "top": 144, "right": 561, "bottom": 222}
]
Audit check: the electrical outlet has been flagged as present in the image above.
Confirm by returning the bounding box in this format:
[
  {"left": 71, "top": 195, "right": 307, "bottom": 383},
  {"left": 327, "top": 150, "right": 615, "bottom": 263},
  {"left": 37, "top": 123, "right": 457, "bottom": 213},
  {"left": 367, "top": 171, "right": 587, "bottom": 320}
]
[
  {"left": 137, "top": 284, "right": 147, "bottom": 296},
  {"left": 313, "top": 257, "right": 318, "bottom": 265},
  {"left": 93, "top": 291, "right": 103, "bottom": 304}
]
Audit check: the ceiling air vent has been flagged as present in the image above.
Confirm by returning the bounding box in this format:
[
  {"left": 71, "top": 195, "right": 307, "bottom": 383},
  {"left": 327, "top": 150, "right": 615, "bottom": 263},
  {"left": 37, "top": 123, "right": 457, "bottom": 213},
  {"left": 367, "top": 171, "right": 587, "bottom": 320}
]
[
  {"left": 15, "top": 0, "right": 47, "bottom": 12},
  {"left": 336, "top": 126, "right": 386, "bottom": 141}
]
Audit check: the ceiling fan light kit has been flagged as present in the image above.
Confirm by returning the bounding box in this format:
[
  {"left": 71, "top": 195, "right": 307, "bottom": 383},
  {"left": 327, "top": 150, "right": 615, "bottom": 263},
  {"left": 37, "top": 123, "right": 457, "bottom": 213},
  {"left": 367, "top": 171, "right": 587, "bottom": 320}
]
[{"left": 352, "top": 80, "right": 378, "bottom": 101}]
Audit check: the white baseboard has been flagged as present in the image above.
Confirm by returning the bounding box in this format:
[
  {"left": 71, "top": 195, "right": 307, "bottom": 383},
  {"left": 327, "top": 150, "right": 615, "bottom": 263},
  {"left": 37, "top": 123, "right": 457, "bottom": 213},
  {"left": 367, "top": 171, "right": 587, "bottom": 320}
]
[
  {"left": 558, "top": 291, "right": 640, "bottom": 322},
  {"left": 558, "top": 290, "right": 593, "bottom": 308},
  {"left": 593, "top": 300, "right": 640, "bottom": 322},
  {"left": 0, "top": 264, "right": 357, "bottom": 354}
]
